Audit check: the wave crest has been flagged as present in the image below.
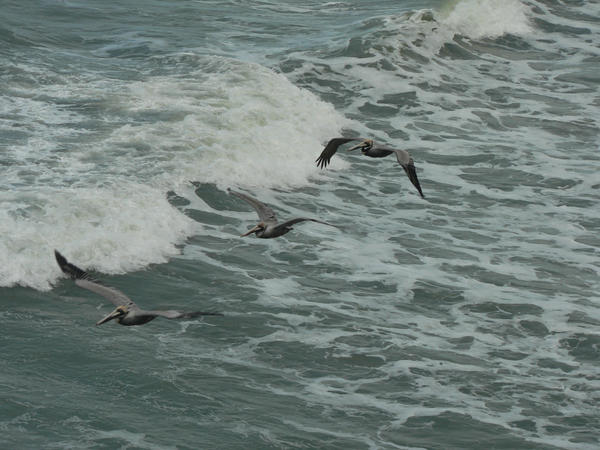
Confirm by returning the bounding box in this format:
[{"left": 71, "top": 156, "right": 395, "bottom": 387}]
[{"left": 440, "top": 0, "right": 532, "bottom": 40}]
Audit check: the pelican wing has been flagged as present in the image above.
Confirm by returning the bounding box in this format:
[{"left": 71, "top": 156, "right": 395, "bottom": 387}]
[
  {"left": 55, "top": 250, "right": 138, "bottom": 309},
  {"left": 149, "top": 310, "right": 224, "bottom": 319},
  {"left": 315, "top": 137, "right": 363, "bottom": 169},
  {"left": 393, "top": 148, "right": 412, "bottom": 166},
  {"left": 394, "top": 150, "right": 425, "bottom": 199},
  {"left": 75, "top": 279, "right": 139, "bottom": 309},
  {"left": 277, "top": 217, "right": 339, "bottom": 229},
  {"left": 54, "top": 250, "right": 93, "bottom": 281},
  {"left": 228, "top": 189, "right": 278, "bottom": 224}
]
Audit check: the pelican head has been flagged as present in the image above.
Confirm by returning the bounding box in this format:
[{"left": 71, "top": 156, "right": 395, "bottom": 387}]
[
  {"left": 347, "top": 139, "right": 373, "bottom": 153},
  {"left": 241, "top": 222, "right": 265, "bottom": 237},
  {"left": 96, "top": 305, "right": 128, "bottom": 326}
]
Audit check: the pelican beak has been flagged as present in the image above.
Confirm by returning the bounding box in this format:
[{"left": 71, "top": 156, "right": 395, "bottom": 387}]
[
  {"left": 96, "top": 308, "right": 124, "bottom": 326},
  {"left": 347, "top": 141, "right": 368, "bottom": 152},
  {"left": 240, "top": 224, "right": 262, "bottom": 237}
]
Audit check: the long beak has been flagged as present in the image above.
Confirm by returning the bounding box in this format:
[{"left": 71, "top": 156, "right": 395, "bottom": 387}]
[
  {"left": 240, "top": 224, "right": 262, "bottom": 237},
  {"left": 96, "top": 308, "right": 123, "bottom": 326},
  {"left": 347, "top": 142, "right": 366, "bottom": 152}
]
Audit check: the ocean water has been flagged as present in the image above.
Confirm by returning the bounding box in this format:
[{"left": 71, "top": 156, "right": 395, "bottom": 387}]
[{"left": 1, "top": 0, "right": 599, "bottom": 448}]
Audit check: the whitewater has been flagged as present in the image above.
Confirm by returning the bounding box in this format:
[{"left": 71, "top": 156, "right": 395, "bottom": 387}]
[{"left": 1, "top": 0, "right": 599, "bottom": 448}]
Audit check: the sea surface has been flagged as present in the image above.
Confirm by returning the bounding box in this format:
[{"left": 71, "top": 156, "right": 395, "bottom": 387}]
[{"left": 1, "top": 0, "right": 599, "bottom": 448}]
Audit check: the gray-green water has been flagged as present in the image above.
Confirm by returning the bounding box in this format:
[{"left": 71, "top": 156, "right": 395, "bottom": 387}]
[{"left": 2, "top": 0, "right": 599, "bottom": 448}]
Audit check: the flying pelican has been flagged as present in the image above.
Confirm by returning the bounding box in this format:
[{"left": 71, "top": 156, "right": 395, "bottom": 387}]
[
  {"left": 228, "top": 188, "right": 338, "bottom": 238},
  {"left": 315, "top": 137, "right": 425, "bottom": 198},
  {"left": 54, "top": 250, "right": 223, "bottom": 326}
]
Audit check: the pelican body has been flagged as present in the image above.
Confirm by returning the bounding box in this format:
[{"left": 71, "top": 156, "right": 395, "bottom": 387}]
[
  {"left": 228, "top": 189, "right": 337, "bottom": 239},
  {"left": 316, "top": 137, "right": 425, "bottom": 198},
  {"left": 54, "top": 250, "right": 222, "bottom": 326}
]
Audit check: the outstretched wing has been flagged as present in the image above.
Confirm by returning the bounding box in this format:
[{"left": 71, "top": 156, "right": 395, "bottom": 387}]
[
  {"left": 54, "top": 250, "right": 138, "bottom": 309},
  {"left": 394, "top": 150, "right": 425, "bottom": 199},
  {"left": 150, "top": 310, "right": 224, "bottom": 319},
  {"left": 54, "top": 249, "right": 93, "bottom": 281},
  {"left": 277, "top": 217, "right": 339, "bottom": 229},
  {"left": 228, "top": 188, "right": 278, "bottom": 224},
  {"left": 315, "top": 137, "right": 363, "bottom": 169},
  {"left": 75, "top": 279, "right": 138, "bottom": 309}
]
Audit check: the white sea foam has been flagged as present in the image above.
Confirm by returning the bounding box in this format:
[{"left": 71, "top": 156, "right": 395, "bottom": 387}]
[
  {"left": 212, "top": 28, "right": 600, "bottom": 438},
  {"left": 105, "top": 56, "right": 350, "bottom": 189},
  {"left": 440, "top": 0, "right": 532, "bottom": 40},
  {"left": 3, "top": 2, "right": 600, "bottom": 448},
  {"left": 1, "top": 55, "right": 349, "bottom": 290},
  {"left": 0, "top": 184, "right": 195, "bottom": 291}
]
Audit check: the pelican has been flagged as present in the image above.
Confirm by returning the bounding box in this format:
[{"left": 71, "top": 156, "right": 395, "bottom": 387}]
[
  {"left": 315, "top": 137, "right": 425, "bottom": 198},
  {"left": 228, "top": 188, "right": 338, "bottom": 238},
  {"left": 54, "top": 250, "right": 223, "bottom": 326}
]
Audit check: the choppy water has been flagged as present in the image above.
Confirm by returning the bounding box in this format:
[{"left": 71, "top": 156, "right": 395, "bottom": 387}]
[{"left": 1, "top": 0, "right": 599, "bottom": 448}]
